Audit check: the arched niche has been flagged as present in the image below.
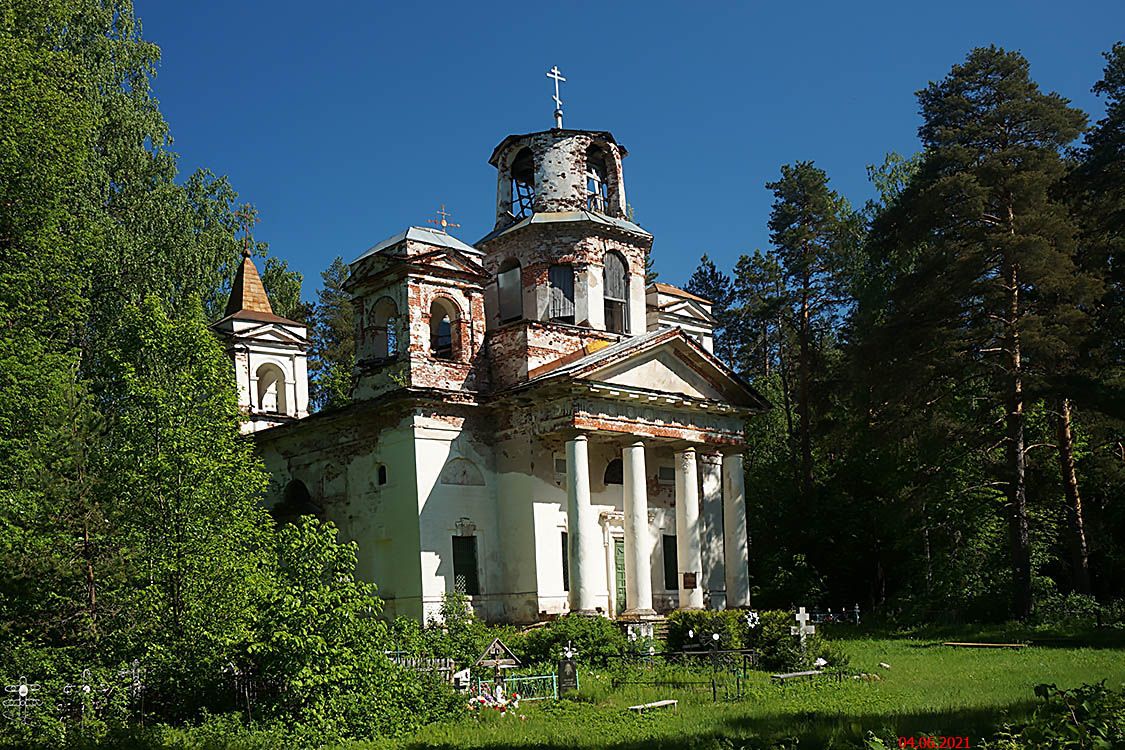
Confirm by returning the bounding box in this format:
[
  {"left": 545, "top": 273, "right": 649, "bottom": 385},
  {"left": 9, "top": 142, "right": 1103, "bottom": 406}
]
[
  {"left": 256, "top": 362, "right": 289, "bottom": 414},
  {"left": 272, "top": 479, "right": 325, "bottom": 523},
  {"left": 439, "top": 458, "right": 486, "bottom": 486}
]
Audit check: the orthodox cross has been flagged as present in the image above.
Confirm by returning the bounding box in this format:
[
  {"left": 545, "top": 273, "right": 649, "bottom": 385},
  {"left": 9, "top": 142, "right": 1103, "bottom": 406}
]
[
  {"left": 562, "top": 640, "right": 578, "bottom": 660},
  {"left": 3, "top": 677, "right": 40, "bottom": 722},
  {"left": 790, "top": 606, "right": 816, "bottom": 647},
  {"left": 428, "top": 204, "right": 460, "bottom": 234},
  {"left": 546, "top": 65, "right": 566, "bottom": 128},
  {"left": 234, "top": 204, "right": 259, "bottom": 257}
]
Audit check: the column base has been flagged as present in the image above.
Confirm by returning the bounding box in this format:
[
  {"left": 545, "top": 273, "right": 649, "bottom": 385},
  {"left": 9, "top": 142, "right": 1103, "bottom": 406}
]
[
  {"left": 567, "top": 608, "right": 602, "bottom": 618},
  {"left": 619, "top": 608, "right": 659, "bottom": 622}
]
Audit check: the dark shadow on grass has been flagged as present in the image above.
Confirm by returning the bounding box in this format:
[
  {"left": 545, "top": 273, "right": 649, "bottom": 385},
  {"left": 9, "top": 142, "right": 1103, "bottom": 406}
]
[{"left": 396, "top": 699, "right": 1039, "bottom": 750}]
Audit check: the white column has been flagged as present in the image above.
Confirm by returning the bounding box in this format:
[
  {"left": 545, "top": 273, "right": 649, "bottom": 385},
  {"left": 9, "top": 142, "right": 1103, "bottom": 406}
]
[
  {"left": 622, "top": 441, "right": 654, "bottom": 616},
  {"left": 566, "top": 435, "right": 598, "bottom": 613},
  {"left": 674, "top": 447, "right": 704, "bottom": 609},
  {"left": 723, "top": 452, "right": 751, "bottom": 608},
  {"left": 700, "top": 452, "right": 726, "bottom": 610}
]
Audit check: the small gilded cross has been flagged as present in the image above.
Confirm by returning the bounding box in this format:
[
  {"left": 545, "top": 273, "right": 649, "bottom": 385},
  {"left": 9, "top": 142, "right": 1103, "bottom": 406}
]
[
  {"left": 234, "top": 204, "right": 259, "bottom": 257},
  {"left": 546, "top": 65, "right": 566, "bottom": 128},
  {"left": 428, "top": 204, "right": 460, "bottom": 234}
]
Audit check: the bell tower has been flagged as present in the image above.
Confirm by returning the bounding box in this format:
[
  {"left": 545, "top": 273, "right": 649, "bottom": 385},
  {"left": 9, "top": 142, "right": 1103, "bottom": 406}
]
[{"left": 478, "top": 128, "right": 653, "bottom": 389}]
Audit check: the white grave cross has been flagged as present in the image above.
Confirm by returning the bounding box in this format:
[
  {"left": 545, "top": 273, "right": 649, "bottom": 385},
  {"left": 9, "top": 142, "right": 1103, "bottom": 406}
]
[{"left": 790, "top": 606, "right": 816, "bottom": 647}]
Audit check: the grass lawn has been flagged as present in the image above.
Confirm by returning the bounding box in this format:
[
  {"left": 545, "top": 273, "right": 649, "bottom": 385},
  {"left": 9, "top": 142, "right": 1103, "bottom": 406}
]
[{"left": 357, "top": 630, "right": 1125, "bottom": 749}]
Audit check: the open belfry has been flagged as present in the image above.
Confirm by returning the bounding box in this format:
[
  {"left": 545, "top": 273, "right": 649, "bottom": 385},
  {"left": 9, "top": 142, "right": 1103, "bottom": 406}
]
[{"left": 216, "top": 75, "right": 768, "bottom": 623}]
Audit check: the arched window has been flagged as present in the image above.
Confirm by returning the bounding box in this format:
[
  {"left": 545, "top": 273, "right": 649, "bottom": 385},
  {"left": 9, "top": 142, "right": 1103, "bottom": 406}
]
[
  {"left": 256, "top": 362, "right": 289, "bottom": 414},
  {"left": 548, "top": 264, "right": 575, "bottom": 324},
  {"left": 586, "top": 146, "right": 610, "bottom": 213},
  {"left": 510, "top": 148, "right": 535, "bottom": 219},
  {"left": 429, "top": 298, "right": 458, "bottom": 360},
  {"left": 377, "top": 464, "right": 388, "bottom": 486},
  {"left": 497, "top": 259, "right": 522, "bottom": 323},
  {"left": 604, "top": 458, "right": 623, "bottom": 485},
  {"left": 368, "top": 297, "right": 399, "bottom": 359},
  {"left": 603, "top": 251, "right": 629, "bottom": 334}
]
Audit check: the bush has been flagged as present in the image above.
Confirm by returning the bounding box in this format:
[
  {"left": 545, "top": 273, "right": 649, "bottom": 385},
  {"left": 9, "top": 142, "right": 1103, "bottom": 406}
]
[
  {"left": 1032, "top": 590, "right": 1103, "bottom": 628},
  {"left": 984, "top": 682, "right": 1125, "bottom": 748},
  {"left": 666, "top": 610, "right": 747, "bottom": 651},
  {"left": 516, "top": 614, "right": 628, "bottom": 667}
]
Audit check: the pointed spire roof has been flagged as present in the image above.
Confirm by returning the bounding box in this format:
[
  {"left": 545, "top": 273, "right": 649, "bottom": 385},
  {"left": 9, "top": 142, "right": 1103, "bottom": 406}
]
[{"left": 225, "top": 248, "right": 274, "bottom": 317}]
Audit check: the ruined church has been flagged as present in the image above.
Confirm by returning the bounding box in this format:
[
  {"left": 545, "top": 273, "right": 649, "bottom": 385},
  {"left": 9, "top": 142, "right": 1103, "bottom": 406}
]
[{"left": 214, "top": 122, "right": 768, "bottom": 624}]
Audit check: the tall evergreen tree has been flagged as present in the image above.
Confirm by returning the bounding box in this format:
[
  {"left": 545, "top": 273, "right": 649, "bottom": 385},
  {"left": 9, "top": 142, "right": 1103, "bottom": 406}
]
[
  {"left": 310, "top": 257, "right": 356, "bottom": 411},
  {"left": 765, "top": 162, "right": 854, "bottom": 497},
  {"left": 874, "top": 47, "right": 1091, "bottom": 617},
  {"left": 684, "top": 255, "right": 736, "bottom": 365}
]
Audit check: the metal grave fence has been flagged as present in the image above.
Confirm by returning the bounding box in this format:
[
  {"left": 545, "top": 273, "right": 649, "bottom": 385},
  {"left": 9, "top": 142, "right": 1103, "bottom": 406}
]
[{"left": 472, "top": 673, "right": 560, "bottom": 702}]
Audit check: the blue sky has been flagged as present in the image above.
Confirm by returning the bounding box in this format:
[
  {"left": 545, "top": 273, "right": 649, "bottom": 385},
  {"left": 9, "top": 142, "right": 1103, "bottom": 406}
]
[{"left": 139, "top": 1, "right": 1124, "bottom": 298}]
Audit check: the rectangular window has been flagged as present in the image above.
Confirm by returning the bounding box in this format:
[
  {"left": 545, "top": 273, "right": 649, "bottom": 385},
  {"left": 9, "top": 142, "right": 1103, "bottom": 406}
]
[
  {"left": 561, "top": 531, "right": 569, "bottom": 592},
  {"left": 662, "top": 534, "right": 678, "bottom": 591},
  {"left": 657, "top": 466, "right": 676, "bottom": 485},
  {"left": 554, "top": 455, "right": 567, "bottom": 475},
  {"left": 605, "top": 299, "right": 627, "bottom": 334},
  {"left": 497, "top": 265, "right": 522, "bottom": 323},
  {"left": 548, "top": 264, "right": 575, "bottom": 324},
  {"left": 452, "top": 535, "right": 480, "bottom": 596}
]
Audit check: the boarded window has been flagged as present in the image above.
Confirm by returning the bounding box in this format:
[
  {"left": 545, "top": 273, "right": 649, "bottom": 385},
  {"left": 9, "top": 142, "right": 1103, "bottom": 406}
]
[
  {"left": 452, "top": 536, "right": 480, "bottom": 595},
  {"left": 561, "top": 531, "right": 569, "bottom": 592},
  {"left": 603, "top": 251, "right": 629, "bottom": 334},
  {"left": 497, "top": 262, "right": 522, "bottom": 323},
  {"left": 548, "top": 264, "right": 575, "bottom": 324},
  {"left": 662, "top": 534, "right": 678, "bottom": 591}
]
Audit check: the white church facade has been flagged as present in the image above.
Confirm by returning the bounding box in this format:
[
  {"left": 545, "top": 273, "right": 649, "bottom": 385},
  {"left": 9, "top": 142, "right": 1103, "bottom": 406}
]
[{"left": 216, "top": 125, "right": 768, "bottom": 624}]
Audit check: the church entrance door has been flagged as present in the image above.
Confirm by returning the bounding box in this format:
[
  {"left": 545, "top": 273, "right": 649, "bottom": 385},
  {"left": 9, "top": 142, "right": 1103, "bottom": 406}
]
[{"left": 614, "top": 538, "right": 626, "bottom": 616}]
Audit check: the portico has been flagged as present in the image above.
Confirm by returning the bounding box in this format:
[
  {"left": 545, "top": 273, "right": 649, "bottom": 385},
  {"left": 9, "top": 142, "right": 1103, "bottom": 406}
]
[{"left": 561, "top": 430, "right": 751, "bottom": 616}]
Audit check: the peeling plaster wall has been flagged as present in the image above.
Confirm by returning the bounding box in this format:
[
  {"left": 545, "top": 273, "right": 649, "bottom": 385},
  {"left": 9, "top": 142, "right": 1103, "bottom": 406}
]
[{"left": 492, "top": 131, "right": 628, "bottom": 224}]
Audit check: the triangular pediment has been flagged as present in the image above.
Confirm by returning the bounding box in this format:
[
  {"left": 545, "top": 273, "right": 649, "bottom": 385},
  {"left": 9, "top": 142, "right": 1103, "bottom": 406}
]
[
  {"left": 235, "top": 321, "right": 308, "bottom": 345},
  {"left": 572, "top": 332, "right": 763, "bottom": 408},
  {"left": 656, "top": 298, "right": 718, "bottom": 324},
  {"left": 409, "top": 248, "right": 486, "bottom": 277}
]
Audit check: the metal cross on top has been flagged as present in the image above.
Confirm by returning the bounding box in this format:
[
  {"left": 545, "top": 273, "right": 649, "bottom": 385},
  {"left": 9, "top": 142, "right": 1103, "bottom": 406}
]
[
  {"left": 546, "top": 65, "right": 566, "bottom": 128},
  {"left": 791, "top": 606, "right": 816, "bottom": 646},
  {"left": 234, "top": 204, "right": 259, "bottom": 257},
  {"left": 428, "top": 204, "right": 460, "bottom": 234}
]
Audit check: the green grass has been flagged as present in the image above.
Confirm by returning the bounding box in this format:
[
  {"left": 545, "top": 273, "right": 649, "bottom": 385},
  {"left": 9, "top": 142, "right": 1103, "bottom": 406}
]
[{"left": 352, "top": 631, "right": 1125, "bottom": 749}]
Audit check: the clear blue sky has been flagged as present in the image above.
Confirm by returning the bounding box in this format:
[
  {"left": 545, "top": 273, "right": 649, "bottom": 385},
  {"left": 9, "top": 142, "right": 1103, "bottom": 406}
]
[{"left": 139, "top": 1, "right": 1124, "bottom": 298}]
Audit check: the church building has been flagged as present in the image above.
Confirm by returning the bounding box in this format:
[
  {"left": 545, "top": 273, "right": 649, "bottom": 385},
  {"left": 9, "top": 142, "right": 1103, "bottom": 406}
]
[{"left": 216, "top": 122, "right": 768, "bottom": 624}]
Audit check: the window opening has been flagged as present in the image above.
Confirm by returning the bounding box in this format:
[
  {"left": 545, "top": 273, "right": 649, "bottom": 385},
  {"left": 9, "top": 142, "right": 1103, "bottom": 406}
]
[
  {"left": 658, "top": 466, "right": 676, "bottom": 485},
  {"left": 510, "top": 148, "right": 535, "bottom": 219},
  {"left": 663, "top": 534, "right": 678, "bottom": 591},
  {"left": 497, "top": 261, "right": 522, "bottom": 323},
  {"left": 548, "top": 264, "right": 575, "bottom": 324},
  {"left": 429, "top": 299, "right": 457, "bottom": 359},
  {"left": 604, "top": 458, "right": 623, "bottom": 485},
  {"left": 561, "top": 531, "right": 569, "bottom": 592},
  {"left": 377, "top": 464, "right": 387, "bottom": 486},
  {"left": 586, "top": 147, "right": 610, "bottom": 213},
  {"left": 603, "top": 251, "right": 629, "bottom": 334},
  {"left": 452, "top": 535, "right": 480, "bottom": 595}
]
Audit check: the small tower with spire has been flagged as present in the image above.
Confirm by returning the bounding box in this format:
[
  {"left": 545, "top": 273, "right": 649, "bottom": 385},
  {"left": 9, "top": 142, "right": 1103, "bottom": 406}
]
[{"left": 213, "top": 247, "right": 310, "bottom": 433}]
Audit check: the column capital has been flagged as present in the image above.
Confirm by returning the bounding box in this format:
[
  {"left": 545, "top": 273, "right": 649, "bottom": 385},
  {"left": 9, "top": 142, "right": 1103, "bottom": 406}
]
[{"left": 698, "top": 451, "right": 723, "bottom": 466}]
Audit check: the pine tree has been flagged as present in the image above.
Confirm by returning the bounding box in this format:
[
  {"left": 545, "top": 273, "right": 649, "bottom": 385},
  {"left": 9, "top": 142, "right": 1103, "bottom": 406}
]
[
  {"left": 310, "top": 257, "right": 356, "bottom": 411},
  {"left": 765, "top": 162, "right": 854, "bottom": 498},
  {"left": 684, "top": 255, "right": 736, "bottom": 365},
  {"left": 877, "top": 47, "right": 1091, "bottom": 617}
]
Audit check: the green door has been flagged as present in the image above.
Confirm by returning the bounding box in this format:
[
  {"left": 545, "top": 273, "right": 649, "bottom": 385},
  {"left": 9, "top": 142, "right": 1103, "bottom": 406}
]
[{"left": 614, "top": 538, "right": 626, "bottom": 616}]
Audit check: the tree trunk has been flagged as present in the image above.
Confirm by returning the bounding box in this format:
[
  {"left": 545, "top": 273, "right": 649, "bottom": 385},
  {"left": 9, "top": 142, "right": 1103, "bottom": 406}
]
[
  {"left": 777, "top": 312, "right": 797, "bottom": 479},
  {"left": 1056, "top": 397, "right": 1091, "bottom": 594},
  {"left": 1005, "top": 244, "right": 1032, "bottom": 620},
  {"left": 798, "top": 278, "right": 813, "bottom": 498}
]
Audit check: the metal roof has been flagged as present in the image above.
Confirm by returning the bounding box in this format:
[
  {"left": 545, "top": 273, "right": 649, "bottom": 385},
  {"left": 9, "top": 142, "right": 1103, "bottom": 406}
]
[
  {"left": 477, "top": 211, "right": 651, "bottom": 244},
  {"left": 351, "top": 226, "right": 482, "bottom": 265}
]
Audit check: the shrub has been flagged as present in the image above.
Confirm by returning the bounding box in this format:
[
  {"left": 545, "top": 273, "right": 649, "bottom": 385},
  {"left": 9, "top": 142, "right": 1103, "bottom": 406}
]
[
  {"left": 983, "top": 682, "right": 1125, "bottom": 748},
  {"left": 516, "top": 614, "right": 628, "bottom": 667},
  {"left": 666, "top": 610, "right": 746, "bottom": 651}
]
